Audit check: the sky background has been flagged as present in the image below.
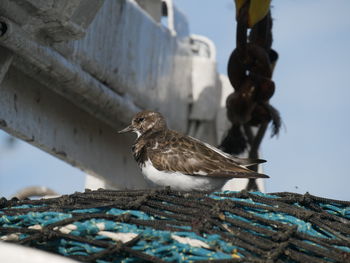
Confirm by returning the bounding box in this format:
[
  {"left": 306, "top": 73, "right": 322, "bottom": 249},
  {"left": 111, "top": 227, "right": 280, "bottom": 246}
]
[{"left": 1, "top": 0, "right": 349, "bottom": 200}]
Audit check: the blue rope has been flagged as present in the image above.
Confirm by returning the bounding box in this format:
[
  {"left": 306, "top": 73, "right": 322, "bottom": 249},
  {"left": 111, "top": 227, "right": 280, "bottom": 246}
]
[{"left": 0, "top": 191, "right": 349, "bottom": 262}]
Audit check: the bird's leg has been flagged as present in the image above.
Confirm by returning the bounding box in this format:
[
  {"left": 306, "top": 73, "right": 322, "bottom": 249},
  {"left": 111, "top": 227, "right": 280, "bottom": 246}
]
[
  {"left": 246, "top": 121, "right": 268, "bottom": 191},
  {"left": 243, "top": 124, "right": 254, "bottom": 146}
]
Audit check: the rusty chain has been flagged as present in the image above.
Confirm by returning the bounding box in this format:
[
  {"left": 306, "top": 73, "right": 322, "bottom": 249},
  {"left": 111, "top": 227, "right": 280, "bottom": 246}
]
[{"left": 220, "top": 0, "right": 281, "bottom": 190}]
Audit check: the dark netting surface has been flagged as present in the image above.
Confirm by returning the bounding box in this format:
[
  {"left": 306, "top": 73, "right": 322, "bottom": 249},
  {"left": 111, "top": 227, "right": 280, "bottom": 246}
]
[{"left": 0, "top": 189, "right": 349, "bottom": 262}]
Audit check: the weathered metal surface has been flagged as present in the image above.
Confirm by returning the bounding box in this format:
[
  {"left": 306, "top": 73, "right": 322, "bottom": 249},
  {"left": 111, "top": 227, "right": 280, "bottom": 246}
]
[
  {"left": 135, "top": 0, "right": 162, "bottom": 22},
  {"left": 162, "top": 0, "right": 190, "bottom": 38},
  {"left": 187, "top": 35, "right": 221, "bottom": 145},
  {"left": 0, "top": 0, "right": 105, "bottom": 42},
  {"left": 53, "top": 0, "right": 191, "bottom": 131},
  {"left": 0, "top": 18, "right": 141, "bottom": 128},
  {"left": 0, "top": 0, "right": 192, "bottom": 131},
  {"left": 0, "top": 0, "right": 195, "bottom": 190},
  {"left": 0, "top": 68, "right": 147, "bottom": 189},
  {"left": 0, "top": 46, "right": 13, "bottom": 84},
  {"left": 189, "top": 35, "right": 220, "bottom": 121}
]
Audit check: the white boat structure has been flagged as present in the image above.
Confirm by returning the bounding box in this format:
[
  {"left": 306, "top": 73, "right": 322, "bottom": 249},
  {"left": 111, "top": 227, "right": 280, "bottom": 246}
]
[{"left": 0, "top": 0, "right": 264, "bottom": 194}]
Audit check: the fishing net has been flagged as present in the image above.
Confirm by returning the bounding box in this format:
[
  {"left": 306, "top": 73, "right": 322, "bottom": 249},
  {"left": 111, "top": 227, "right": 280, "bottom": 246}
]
[{"left": 0, "top": 189, "right": 349, "bottom": 262}]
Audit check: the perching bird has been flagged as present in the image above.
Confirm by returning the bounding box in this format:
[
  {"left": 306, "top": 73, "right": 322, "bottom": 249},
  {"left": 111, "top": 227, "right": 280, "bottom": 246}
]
[{"left": 119, "top": 111, "right": 268, "bottom": 192}]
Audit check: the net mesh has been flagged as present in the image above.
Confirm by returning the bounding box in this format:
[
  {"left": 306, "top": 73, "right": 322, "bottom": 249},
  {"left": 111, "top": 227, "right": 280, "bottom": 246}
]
[{"left": 0, "top": 189, "right": 349, "bottom": 262}]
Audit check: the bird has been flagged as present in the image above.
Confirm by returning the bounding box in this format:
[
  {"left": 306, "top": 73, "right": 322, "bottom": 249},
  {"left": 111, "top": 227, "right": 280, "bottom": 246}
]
[{"left": 119, "top": 110, "right": 269, "bottom": 192}]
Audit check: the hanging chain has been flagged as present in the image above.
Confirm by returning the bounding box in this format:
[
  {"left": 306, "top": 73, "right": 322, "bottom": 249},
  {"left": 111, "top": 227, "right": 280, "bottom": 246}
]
[{"left": 220, "top": 0, "right": 281, "bottom": 190}]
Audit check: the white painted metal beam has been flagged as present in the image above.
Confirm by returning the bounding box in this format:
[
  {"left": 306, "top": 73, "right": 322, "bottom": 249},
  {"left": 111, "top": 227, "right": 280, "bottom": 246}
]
[
  {"left": 53, "top": 0, "right": 191, "bottom": 131},
  {"left": 0, "top": 18, "right": 141, "bottom": 128},
  {"left": 0, "top": 68, "right": 146, "bottom": 189}
]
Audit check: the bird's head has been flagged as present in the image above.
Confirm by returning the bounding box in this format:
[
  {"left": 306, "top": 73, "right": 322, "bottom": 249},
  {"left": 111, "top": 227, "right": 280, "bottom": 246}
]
[{"left": 118, "top": 110, "right": 167, "bottom": 138}]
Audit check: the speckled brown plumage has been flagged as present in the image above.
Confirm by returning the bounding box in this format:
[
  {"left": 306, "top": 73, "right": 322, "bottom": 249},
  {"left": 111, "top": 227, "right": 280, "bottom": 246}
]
[
  {"left": 139, "top": 128, "right": 268, "bottom": 178},
  {"left": 120, "top": 111, "right": 268, "bottom": 181}
]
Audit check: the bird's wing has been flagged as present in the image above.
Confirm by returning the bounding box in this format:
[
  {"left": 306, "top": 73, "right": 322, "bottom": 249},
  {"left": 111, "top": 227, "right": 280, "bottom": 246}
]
[
  {"left": 227, "top": 156, "right": 266, "bottom": 167},
  {"left": 148, "top": 132, "right": 268, "bottom": 179},
  {"left": 193, "top": 137, "right": 266, "bottom": 167}
]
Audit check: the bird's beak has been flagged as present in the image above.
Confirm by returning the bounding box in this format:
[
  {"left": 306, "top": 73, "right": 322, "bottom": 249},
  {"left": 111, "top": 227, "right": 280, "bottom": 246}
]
[{"left": 118, "top": 125, "right": 134, "bottom": 134}]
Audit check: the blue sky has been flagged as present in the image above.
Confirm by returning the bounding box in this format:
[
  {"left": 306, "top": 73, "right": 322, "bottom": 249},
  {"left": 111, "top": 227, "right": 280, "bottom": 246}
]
[{"left": 1, "top": 0, "right": 349, "bottom": 200}]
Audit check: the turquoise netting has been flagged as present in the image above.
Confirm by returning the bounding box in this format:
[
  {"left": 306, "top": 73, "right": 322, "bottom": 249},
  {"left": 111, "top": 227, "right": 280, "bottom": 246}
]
[{"left": 0, "top": 189, "right": 349, "bottom": 262}]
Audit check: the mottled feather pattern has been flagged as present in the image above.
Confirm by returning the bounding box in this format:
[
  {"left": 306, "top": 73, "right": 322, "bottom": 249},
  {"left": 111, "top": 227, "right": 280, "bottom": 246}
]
[
  {"left": 120, "top": 110, "right": 268, "bottom": 191},
  {"left": 133, "top": 129, "right": 268, "bottom": 179}
]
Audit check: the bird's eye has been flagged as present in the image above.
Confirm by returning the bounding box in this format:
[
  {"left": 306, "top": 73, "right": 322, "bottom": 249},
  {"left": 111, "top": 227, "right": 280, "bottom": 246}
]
[{"left": 137, "top": 117, "right": 144, "bottom": 122}]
